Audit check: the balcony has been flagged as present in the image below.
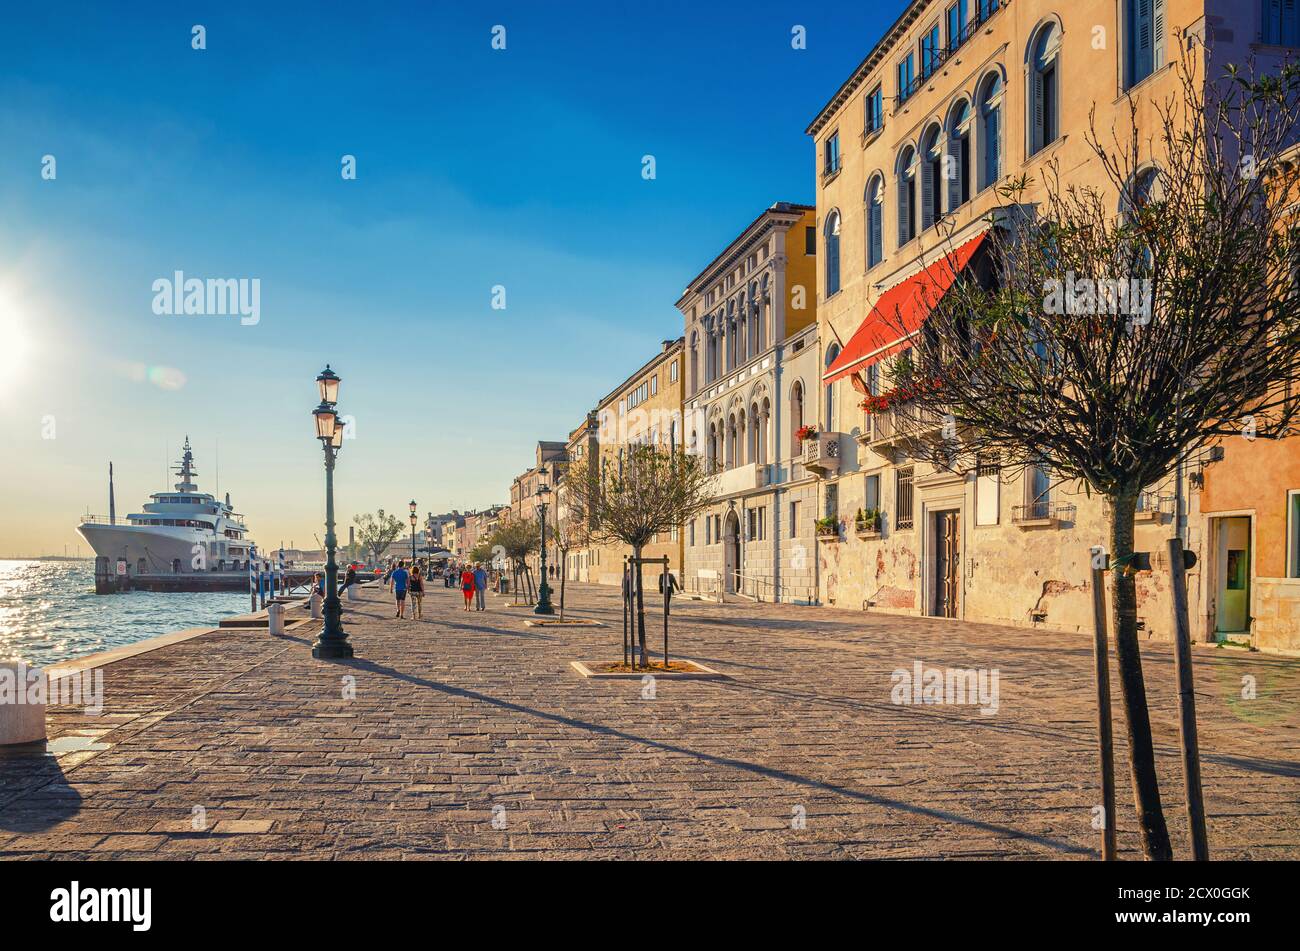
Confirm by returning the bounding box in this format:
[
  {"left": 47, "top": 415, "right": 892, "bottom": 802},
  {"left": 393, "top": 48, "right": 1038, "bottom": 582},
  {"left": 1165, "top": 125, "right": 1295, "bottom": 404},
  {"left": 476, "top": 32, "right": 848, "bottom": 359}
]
[
  {"left": 716, "top": 462, "right": 784, "bottom": 497},
  {"left": 801, "top": 432, "right": 841, "bottom": 477},
  {"left": 1135, "top": 492, "right": 1175, "bottom": 523},
  {"left": 861, "top": 402, "right": 947, "bottom": 460},
  {"left": 1012, "top": 501, "right": 1076, "bottom": 528}
]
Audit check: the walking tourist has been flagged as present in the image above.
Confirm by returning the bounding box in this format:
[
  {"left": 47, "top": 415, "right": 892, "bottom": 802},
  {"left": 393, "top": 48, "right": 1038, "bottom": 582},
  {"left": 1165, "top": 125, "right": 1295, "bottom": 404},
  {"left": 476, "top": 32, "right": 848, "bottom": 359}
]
[
  {"left": 460, "top": 565, "right": 476, "bottom": 610},
  {"left": 409, "top": 565, "right": 425, "bottom": 619},
  {"left": 473, "top": 562, "right": 488, "bottom": 611},
  {"left": 391, "top": 560, "right": 410, "bottom": 619}
]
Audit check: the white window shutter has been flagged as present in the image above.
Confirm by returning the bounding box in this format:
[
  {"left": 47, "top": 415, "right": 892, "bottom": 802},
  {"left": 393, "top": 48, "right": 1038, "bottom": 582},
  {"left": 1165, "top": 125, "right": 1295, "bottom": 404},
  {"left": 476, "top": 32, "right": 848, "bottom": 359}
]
[
  {"left": 921, "top": 158, "right": 935, "bottom": 229},
  {"left": 985, "top": 107, "right": 1001, "bottom": 186},
  {"left": 898, "top": 175, "right": 911, "bottom": 246},
  {"left": 947, "top": 135, "right": 963, "bottom": 210},
  {"left": 1032, "top": 71, "right": 1045, "bottom": 153},
  {"left": 1153, "top": 0, "right": 1166, "bottom": 70},
  {"left": 870, "top": 199, "right": 883, "bottom": 266}
]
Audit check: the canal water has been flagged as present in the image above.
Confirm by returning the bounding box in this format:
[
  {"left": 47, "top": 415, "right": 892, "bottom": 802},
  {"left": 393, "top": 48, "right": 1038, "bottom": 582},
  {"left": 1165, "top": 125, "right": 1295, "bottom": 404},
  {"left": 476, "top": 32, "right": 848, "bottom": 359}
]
[{"left": 0, "top": 559, "right": 249, "bottom": 668}]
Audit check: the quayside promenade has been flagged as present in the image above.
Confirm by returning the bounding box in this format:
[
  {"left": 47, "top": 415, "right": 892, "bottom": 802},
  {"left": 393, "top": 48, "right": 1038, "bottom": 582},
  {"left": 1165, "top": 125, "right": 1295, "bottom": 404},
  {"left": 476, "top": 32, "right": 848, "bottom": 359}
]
[{"left": 1, "top": 582, "right": 1297, "bottom": 860}]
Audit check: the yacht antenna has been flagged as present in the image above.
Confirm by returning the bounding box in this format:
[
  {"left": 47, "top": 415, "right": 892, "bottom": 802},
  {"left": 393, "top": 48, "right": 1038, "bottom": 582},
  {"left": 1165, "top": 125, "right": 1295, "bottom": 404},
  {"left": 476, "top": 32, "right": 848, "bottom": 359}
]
[{"left": 108, "top": 462, "right": 116, "bottom": 525}]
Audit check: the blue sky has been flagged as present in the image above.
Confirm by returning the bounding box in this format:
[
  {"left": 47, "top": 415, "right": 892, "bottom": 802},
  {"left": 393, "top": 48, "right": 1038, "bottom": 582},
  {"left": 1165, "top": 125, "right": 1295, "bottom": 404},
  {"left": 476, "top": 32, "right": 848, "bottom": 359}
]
[{"left": 0, "top": 0, "right": 891, "bottom": 555}]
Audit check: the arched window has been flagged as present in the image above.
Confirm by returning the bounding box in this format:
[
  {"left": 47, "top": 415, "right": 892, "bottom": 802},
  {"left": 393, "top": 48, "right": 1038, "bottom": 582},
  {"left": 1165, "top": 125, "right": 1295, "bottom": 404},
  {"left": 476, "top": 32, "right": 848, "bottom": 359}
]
[
  {"left": 946, "top": 100, "right": 972, "bottom": 211},
  {"left": 738, "top": 408, "right": 748, "bottom": 466},
  {"left": 978, "top": 72, "right": 1004, "bottom": 190},
  {"left": 825, "top": 210, "right": 842, "bottom": 297},
  {"left": 824, "top": 343, "right": 841, "bottom": 431},
  {"left": 1029, "top": 22, "right": 1061, "bottom": 156},
  {"left": 759, "top": 397, "right": 771, "bottom": 464},
  {"left": 897, "top": 146, "right": 917, "bottom": 246},
  {"left": 748, "top": 403, "right": 760, "bottom": 463},
  {"left": 1125, "top": 0, "right": 1166, "bottom": 89},
  {"left": 727, "top": 413, "right": 737, "bottom": 468},
  {"left": 865, "top": 175, "right": 884, "bottom": 269},
  {"left": 791, "top": 381, "right": 805, "bottom": 448},
  {"left": 920, "top": 125, "right": 943, "bottom": 230}
]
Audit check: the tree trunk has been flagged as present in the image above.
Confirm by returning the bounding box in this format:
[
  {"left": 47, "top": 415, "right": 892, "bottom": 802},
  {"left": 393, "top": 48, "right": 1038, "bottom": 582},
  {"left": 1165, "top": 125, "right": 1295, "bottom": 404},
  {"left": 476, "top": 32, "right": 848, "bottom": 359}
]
[
  {"left": 633, "top": 545, "right": 647, "bottom": 669},
  {"left": 559, "top": 554, "right": 567, "bottom": 621},
  {"left": 1109, "top": 490, "right": 1174, "bottom": 860}
]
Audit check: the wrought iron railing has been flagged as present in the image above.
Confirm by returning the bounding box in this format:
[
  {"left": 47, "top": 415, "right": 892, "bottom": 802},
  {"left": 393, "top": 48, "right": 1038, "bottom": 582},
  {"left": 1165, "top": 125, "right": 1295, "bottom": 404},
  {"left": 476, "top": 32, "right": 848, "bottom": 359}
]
[{"left": 1012, "top": 500, "right": 1076, "bottom": 524}]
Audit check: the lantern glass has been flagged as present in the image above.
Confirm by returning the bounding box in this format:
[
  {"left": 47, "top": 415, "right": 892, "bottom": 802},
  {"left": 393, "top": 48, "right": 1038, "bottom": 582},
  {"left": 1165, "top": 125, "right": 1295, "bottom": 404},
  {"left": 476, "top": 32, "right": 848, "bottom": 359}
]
[
  {"left": 316, "top": 365, "right": 340, "bottom": 404},
  {"left": 329, "top": 424, "right": 344, "bottom": 449},
  {"left": 409, "top": 500, "right": 417, "bottom": 514},
  {"left": 314, "top": 403, "right": 338, "bottom": 440}
]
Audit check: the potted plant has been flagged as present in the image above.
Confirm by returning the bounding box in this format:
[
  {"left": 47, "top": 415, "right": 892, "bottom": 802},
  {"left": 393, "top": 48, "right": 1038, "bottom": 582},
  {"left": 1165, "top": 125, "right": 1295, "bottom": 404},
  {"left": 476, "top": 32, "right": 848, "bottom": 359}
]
[
  {"left": 814, "top": 515, "right": 840, "bottom": 540},
  {"left": 854, "top": 507, "right": 883, "bottom": 536},
  {"left": 795, "top": 424, "right": 818, "bottom": 443}
]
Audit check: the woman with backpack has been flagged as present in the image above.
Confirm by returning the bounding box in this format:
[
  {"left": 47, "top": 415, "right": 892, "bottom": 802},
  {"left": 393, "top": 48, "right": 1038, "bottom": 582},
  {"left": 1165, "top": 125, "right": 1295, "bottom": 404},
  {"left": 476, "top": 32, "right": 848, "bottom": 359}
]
[{"left": 409, "top": 565, "right": 425, "bottom": 619}]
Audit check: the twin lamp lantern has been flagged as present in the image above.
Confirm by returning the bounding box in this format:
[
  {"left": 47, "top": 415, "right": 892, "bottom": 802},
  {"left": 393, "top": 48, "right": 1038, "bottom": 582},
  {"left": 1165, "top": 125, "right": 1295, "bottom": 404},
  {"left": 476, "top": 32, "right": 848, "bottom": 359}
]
[{"left": 313, "top": 365, "right": 344, "bottom": 448}]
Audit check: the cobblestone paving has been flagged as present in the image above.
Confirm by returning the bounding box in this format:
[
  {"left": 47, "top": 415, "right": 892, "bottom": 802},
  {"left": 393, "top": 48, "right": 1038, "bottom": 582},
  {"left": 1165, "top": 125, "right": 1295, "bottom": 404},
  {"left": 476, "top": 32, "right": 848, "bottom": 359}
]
[{"left": 1, "top": 581, "right": 1297, "bottom": 860}]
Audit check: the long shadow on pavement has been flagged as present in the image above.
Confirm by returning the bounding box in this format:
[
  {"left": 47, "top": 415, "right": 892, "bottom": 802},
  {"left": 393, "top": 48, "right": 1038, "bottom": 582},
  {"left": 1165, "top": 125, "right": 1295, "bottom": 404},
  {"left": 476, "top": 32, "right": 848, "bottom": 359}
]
[{"left": 333, "top": 656, "right": 1094, "bottom": 857}]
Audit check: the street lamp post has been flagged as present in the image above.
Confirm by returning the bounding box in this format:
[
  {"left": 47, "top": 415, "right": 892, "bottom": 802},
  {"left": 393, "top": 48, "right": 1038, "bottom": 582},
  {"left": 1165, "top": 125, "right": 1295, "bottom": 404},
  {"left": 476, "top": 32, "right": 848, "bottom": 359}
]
[
  {"left": 408, "top": 500, "right": 418, "bottom": 564},
  {"left": 311, "top": 365, "right": 352, "bottom": 660},
  {"left": 534, "top": 467, "right": 555, "bottom": 615}
]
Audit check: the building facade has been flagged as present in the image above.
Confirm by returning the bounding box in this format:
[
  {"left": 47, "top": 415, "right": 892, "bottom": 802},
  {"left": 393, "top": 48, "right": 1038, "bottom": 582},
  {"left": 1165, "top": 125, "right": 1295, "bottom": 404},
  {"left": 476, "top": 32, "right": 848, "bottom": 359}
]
[
  {"left": 805, "top": 0, "right": 1293, "bottom": 642},
  {"left": 510, "top": 441, "right": 569, "bottom": 573},
  {"left": 587, "top": 338, "right": 686, "bottom": 586},
  {"left": 677, "top": 202, "right": 822, "bottom": 603},
  {"left": 561, "top": 413, "right": 599, "bottom": 582}
]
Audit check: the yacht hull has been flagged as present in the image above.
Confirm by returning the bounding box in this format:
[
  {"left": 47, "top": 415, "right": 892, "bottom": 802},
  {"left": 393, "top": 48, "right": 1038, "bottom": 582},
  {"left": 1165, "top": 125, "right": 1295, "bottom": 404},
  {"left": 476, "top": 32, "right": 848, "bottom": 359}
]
[{"left": 76, "top": 523, "right": 251, "bottom": 572}]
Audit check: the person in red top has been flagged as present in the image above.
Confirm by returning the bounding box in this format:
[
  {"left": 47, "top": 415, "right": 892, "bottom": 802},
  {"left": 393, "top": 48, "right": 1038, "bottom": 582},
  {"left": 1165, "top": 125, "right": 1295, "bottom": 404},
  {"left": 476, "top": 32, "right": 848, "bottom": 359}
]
[{"left": 460, "top": 567, "right": 476, "bottom": 611}]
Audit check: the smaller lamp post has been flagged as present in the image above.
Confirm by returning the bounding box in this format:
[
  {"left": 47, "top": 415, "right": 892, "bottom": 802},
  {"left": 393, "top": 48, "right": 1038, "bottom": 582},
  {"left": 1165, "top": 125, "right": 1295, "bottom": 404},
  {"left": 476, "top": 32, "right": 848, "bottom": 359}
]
[
  {"left": 408, "top": 500, "right": 418, "bottom": 564},
  {"left": 534, "top": 468, "right": 555, "bottom": 615}
]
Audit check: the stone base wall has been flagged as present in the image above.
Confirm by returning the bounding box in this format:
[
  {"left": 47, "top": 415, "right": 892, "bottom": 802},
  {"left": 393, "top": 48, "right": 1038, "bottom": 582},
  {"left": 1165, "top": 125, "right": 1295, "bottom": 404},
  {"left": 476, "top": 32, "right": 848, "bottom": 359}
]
[{"left": 1253, "top": 578, "right": 1300, "bottom": 654}]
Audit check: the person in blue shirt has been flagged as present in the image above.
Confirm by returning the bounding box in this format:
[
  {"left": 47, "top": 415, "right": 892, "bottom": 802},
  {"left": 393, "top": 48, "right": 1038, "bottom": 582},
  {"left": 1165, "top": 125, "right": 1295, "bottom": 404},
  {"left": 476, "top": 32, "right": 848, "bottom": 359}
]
[
  {"left": 473, "top": 563, "right": 488, "bottom": 611},
  {"left": 391, "top": 560, "right": 410, "bottom": 619}
]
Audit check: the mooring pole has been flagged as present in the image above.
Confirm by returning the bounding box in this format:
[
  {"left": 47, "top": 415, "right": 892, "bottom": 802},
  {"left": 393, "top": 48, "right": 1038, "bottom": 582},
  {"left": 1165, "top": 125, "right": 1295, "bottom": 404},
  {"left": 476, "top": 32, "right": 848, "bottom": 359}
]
[
  {"left": 1089, "top": 554, "right": 1117, "bottom": 861},
  {"left": 1168, "top": 537, "right": 1209, "bottom": 861}
]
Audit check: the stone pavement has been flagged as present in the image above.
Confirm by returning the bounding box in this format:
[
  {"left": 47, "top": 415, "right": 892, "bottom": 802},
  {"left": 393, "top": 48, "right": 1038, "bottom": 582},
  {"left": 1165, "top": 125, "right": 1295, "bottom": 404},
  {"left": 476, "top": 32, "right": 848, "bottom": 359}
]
[{"left": 1, "top": 580, "right": 1297, "bottom": 860}]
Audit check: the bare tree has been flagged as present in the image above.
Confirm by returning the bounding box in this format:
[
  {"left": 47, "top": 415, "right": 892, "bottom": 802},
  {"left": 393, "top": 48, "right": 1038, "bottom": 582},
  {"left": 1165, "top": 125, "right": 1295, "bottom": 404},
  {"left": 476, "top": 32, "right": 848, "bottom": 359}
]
[
  {"left": 352, "top": 509, "right": 404, "bottom": 565},
  {"left": 877, "top": 50, "right": 1300, "bottom": 859},
  {"left": 564, "top": 444, "right": 716, "bottom": 667}
]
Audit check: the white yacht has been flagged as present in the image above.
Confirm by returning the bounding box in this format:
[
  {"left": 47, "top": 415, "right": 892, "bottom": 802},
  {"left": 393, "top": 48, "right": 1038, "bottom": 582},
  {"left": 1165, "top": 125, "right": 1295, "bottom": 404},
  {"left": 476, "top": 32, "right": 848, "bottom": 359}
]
[{"left": 77, "top": 437, "right": 257, "bottom": 574}]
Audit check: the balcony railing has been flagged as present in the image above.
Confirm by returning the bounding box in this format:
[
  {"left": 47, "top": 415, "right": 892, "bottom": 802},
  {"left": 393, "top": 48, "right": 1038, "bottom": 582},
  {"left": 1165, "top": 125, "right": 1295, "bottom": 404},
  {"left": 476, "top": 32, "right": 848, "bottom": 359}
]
[
  {"left": 802, "top": 433, "right": 841, "bottom": 476},
  {"left": 864, "top": 402, "right": 946, "bottom": 449},
  {"left": 1012, "top": 501, "right": 1076, "bottom": 525}
]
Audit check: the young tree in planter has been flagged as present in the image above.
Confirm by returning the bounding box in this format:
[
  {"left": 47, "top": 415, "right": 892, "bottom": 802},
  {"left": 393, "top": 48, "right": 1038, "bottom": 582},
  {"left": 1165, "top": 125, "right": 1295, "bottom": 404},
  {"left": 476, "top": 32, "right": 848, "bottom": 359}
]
[
  {"left": 488, "top": 516, "right": 542, "bottom": 604},
  {"left": 551, "top": 498, "right": 589, "bottom": 621},
  {"left": 563, "top": 444, "right": 717, "bottom": 667},
  {"left": 885, "top": 53, "right": 1300, "bottom": 860},
  {"left": 352, "top": 509, "right": 405, "bottom": 566}
]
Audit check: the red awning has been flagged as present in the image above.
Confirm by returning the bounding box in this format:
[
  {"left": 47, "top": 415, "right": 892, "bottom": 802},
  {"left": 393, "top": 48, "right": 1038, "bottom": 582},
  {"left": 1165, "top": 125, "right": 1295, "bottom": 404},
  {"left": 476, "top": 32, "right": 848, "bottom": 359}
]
[{"left": 823, "top": 231, "right": 988, "bottom": 384}]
